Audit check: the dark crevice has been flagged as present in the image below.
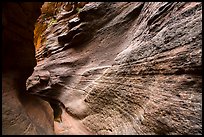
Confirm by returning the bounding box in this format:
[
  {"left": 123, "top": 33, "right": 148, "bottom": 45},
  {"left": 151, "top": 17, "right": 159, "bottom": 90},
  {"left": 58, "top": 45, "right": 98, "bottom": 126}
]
[{"left": 147, "top": 2, "right": 175, "bottom": 26}]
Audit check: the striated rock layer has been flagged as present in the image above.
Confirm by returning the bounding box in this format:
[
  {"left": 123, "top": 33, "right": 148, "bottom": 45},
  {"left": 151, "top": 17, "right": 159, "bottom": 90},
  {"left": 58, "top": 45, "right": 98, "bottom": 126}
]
[{"left": 27, "top": 2, "right": 202, "bottom": 135}]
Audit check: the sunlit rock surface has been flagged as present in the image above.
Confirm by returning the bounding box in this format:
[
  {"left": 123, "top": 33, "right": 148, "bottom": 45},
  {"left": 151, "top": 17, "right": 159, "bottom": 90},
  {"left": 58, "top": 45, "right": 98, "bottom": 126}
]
[{"left": 27, "top": 2, "right": 202, "bottom": 135}]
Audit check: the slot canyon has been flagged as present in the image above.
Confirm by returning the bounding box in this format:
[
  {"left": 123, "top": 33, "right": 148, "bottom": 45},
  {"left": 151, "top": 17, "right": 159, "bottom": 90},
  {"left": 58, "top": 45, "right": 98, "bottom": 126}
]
[{"left": 2, "top": 2, "right": 202, "bottom": 135}]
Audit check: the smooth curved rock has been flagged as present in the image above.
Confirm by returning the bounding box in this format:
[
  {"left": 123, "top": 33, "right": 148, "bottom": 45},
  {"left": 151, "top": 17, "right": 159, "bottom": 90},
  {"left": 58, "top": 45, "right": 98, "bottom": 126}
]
[
  {"left": 27, "top": 2, "right": 202, "bottom": 135},
  {"left": 2, "top": 2, "right": 55, "bottom": 135}
]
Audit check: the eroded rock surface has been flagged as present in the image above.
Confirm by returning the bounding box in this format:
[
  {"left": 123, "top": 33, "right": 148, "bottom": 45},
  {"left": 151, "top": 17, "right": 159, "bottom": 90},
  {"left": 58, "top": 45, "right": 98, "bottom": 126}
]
[
  {"left": 2, "top": 2, "right": 55, "bottom": 135},
  {"left": 27, "top": 2, "right": 202, "bottom": 135}
]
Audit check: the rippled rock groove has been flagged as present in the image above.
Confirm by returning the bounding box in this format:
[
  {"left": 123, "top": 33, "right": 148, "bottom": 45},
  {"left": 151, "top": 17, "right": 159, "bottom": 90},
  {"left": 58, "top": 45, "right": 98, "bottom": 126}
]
[{"left": 2, "top": 2, "right": 202, "bottom": 135}]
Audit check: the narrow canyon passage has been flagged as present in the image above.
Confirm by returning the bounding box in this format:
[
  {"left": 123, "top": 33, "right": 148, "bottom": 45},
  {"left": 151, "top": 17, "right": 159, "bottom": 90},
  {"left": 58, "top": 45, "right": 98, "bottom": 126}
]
[{"left": 2, "top": 2, "right": 202, "bottom": 135}]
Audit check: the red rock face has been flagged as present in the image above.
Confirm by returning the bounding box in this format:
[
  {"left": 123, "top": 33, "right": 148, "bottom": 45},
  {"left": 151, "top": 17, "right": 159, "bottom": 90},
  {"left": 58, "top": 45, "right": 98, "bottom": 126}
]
[
  {"left": 2, "top": 2, "right": 202, "bottom": 135},
  {"left": 27, "top": 2, "right": 202, "bottom": 135},
  {"left": 2, "top": 2, "right": 55, "bottom": 135}
]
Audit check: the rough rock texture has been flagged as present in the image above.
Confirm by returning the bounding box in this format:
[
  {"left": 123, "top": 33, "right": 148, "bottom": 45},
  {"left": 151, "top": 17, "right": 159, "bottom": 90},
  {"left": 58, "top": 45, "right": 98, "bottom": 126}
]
[
  {"left": 34, "top": 2, "right": 88, "bottom": 62},
  {"left": 27, "top": 2, "right": 202, "bottom": 135},
  {"left": 2, "top": 3, "right": 55, "bottom": 135}
]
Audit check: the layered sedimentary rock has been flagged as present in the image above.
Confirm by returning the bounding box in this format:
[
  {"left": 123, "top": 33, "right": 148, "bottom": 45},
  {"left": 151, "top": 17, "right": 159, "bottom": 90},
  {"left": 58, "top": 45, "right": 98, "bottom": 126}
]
[
  {"left": 3, "top": 2, "right": 201, "bottom": 135},
  {"left": 2, "top": 3, "right": 55, "bottom": 135},
  {"left": 27, "top": 2, "right": 202, "bottom": 135},
  {"left": 34, "top": 2, "right": 88, "bottom": 62}
]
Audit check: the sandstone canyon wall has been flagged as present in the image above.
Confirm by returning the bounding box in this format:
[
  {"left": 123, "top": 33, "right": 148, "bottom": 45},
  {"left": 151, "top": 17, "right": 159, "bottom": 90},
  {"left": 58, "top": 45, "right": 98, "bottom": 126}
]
[
  {"left": 2, "top": 2, "right": 202, "bottom": 135},
  {"left": 2, "top": 2, "right": 55, "bottom": 135}
]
